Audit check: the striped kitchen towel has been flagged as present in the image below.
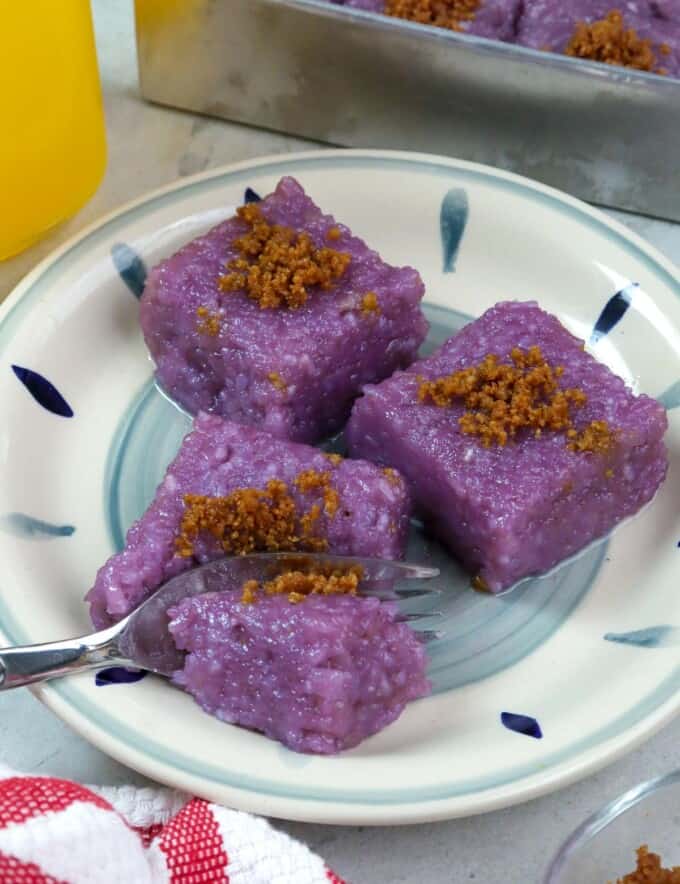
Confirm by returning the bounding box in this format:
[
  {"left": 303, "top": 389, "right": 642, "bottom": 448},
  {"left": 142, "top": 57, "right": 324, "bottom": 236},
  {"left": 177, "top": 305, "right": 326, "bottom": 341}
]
[{"left": 0, "top": 766, "right": 345, "bottom": 883}]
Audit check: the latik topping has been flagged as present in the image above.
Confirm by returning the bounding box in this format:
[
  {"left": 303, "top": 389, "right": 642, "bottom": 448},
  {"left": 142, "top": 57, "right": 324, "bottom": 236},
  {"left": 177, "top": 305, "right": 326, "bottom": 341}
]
[
  {"left": 385, "top": 0, "right": 480, "bottom": 31},
  {"left": 219, "top": 203, "right": 350, "bottom": 310},
  {"left": 240, "top": 565, "right": 363, "bottom": 604},
  {"left": 418, "top": 345, "right": 616, "bottom": 453},
  {"left": 566, "top": 11, "right": 667, "bottom": 74}
]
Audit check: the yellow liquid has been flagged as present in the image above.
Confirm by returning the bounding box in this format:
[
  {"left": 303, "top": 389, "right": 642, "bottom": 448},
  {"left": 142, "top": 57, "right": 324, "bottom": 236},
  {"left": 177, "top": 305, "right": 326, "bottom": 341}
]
[{"left": 0, "top": 1, "right": 107, "bottom": 260}]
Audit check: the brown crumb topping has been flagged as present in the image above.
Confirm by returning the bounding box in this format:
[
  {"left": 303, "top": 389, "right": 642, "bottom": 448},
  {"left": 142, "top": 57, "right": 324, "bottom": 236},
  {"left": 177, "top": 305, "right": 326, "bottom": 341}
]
[
  {"left": 240, "top": 565, "right": 362, "bottom": 604},
  {"left": 613, "top": 845, "right": 680, "bottom": 883},
  {"left": 382, "top": 467, "right": 403, "bottom": 486},
  {"left": 267, "top": 371, "right": 287, "bottom": 392},
  {"left": 294, "top": 469, "right": 330, "bottom": 493},
  {"left": 360, "top": 292, "right": 381, "bottom": 317},
  {"left": 565, "top": 10, "right": 666, "bottom": 74},
  {"left": 196, "top": 306, "right": 221, "bottom": 336},
  {"left": 567, "top": 420, "right": 616, "bottom": 455},
  {"left": 472, "top": 575, "right": 490, "bottom": 593},
  {"left": 418, "top": 346, "right": 616, "bottom": 454},
  {"left": 326, "top": 226, "right": 342, "bottom": 242},
  {"left": 218, "top": 203, "right": 351, "bottom": 310},
  {"left": 323, "top": 452, "right": 344, "bottom": 466},
  {"left": 294, "top": 469, "right": 340, "bottom": 517},
  {"left": 419, "top": 347, "right": 583, "bottom": 446},
  {"left": 299, "top": 503, "right": 322, "bottom": 540},
  {"left": 240, "top": 579, "right": 260, "bottom": 605},
  {"left": 175, "top": 476, "right": 333, "bottom": 558},
  {"left": 385, "top": 0, "right": 479, "bottom": 30}
]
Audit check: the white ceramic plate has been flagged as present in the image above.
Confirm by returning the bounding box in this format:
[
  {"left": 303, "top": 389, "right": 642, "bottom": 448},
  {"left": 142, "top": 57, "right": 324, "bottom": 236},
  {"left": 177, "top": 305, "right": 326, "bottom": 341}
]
[{"left": 0, "top": 150, "right": 678, "bottom": 825}]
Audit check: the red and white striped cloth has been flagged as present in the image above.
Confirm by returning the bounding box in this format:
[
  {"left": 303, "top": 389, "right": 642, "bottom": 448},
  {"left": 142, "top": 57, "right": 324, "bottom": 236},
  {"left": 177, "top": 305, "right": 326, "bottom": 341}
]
[{"left": 0, "top": 766, "right": 345, "bottom": 884}]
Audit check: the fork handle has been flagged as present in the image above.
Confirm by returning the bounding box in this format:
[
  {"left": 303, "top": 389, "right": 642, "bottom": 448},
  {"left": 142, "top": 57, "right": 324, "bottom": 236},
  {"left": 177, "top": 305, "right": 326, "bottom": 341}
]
[{"left": 0, "top": 628, "right": 126, "bottom": 690}]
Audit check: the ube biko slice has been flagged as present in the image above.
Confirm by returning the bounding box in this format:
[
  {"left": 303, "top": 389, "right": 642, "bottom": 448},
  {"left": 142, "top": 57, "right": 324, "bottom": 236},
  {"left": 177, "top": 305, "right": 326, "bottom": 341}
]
[
  {"left": 86, "top": 414, "right": 411, "bottom": 628},
  {"left": 140, "top": 176, "right": 427, "bottom": 443},
  {"left": 168, "top": 591, "right": 430, "bottom": 754},
  {"left": 347, "top": 301, "right": 668, "bottom": 592}
]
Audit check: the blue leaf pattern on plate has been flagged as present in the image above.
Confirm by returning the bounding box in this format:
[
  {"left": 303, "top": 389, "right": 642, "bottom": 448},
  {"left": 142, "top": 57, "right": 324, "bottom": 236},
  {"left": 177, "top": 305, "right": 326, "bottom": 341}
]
[
  {"left": 440, "top": 188, "right": 469, "bottom": 273},
  {"left": 658, "top": 380, "right": 680, "bottom": 411},
  {"left": 604, "top": 626, "right": 680, "bottom": 648},
  {"left": 11, "top": 365, "right": 74, "bottom": 417},
  {"left": 501, "top": 712, "right": 543, "bottom": 739},
  {"left": 0, "top": 513, "right": 75, "bottom": 539},
  {"left": 95, "top": 667, "right": 148, "bottom": 686},
  {"left": 589, "top": 284, "right": 636, "bottom": 344},
  {"left": 244, "top": 187, "right": 262, "bottom": 203},
  {"left": 111, "top": 243, "right": 147, "bottom": 299}
]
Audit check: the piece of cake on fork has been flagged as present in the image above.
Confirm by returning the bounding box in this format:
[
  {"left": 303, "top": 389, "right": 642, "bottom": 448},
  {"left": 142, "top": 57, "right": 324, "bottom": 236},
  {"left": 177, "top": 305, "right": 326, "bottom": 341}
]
[{"left": 169, "top": 585, "right": 430, "bottom": 755}]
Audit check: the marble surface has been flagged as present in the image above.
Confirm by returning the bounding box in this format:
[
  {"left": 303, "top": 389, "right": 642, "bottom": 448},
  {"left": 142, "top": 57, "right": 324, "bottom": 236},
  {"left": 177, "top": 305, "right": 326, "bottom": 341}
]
[{"left": 1, "top": 2, "right": 679, "bottom": 882}]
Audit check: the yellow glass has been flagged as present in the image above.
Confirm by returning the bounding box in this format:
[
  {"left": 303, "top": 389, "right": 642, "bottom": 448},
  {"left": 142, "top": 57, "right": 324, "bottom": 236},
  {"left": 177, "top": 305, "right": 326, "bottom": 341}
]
[{"left": 1, "top": 1, "right": 107, "bottom": 260}]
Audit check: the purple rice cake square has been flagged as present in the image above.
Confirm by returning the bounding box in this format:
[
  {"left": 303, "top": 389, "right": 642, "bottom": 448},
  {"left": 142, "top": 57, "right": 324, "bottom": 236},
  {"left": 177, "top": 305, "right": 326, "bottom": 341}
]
[
  {"left": 140, "top": 176, "right": 427, "bottom": 444},
  {"left": 517, "top": 0, "right": 680, "bottom": 76},
  {"left": 347, "top": 301, "right": 668, "bottom": 592},
  {"left": 87, "top": 413, "right": 411, "bottom": 628},
  {"left": 169, "top": 590, "right": 430, "bottom": 754}
]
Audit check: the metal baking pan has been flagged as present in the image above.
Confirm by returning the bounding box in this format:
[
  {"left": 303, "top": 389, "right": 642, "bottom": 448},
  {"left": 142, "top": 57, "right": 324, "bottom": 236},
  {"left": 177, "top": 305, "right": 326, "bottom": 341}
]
[{"left": 135, "top": 0, "right": 680, "bottom": 221}]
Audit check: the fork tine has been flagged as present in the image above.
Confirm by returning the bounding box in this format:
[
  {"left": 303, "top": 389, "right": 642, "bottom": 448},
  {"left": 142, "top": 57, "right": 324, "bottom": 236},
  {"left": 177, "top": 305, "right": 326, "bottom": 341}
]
[
  {"left": 350, "top": 559, "right": 439, "bottom": 582},
  {"left": 396, "top": 611, "right": 443, "bottom": 623},
  {"left": 365, "top": 586, "right": 442, "bottom": 601},
  {"left": 415, "top": 629, "right": 444, "bottom": 643},
  {"left": 390, "top": 563, "right": 440, "bottom": 579},
  {"left": 224, "top": 553, "right": 440, "bottom": 583},
  {"left": 395, "top": 587, "right": 442, "bottom": 600},
  {"left": 339, "top": 558, "right": 440, "bottom": 581}
]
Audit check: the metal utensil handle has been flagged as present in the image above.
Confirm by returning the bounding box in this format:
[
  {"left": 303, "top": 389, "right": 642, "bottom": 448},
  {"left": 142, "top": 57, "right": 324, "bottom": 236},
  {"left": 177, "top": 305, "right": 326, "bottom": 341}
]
[{"left": 0, "top": 625, "right": 127, "bottom": 690}]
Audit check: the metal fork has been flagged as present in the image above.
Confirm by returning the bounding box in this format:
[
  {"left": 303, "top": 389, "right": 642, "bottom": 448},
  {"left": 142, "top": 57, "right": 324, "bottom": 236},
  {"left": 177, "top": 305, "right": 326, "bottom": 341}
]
[{"left": 0, "top": 553, "right": 441, "bottom": 691}]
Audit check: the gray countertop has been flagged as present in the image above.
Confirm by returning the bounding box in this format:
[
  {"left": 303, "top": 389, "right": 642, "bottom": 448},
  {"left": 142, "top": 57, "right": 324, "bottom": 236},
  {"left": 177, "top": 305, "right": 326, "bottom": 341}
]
[{"left": 1, "top": 3, "right": 679, "bottom": 882}]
